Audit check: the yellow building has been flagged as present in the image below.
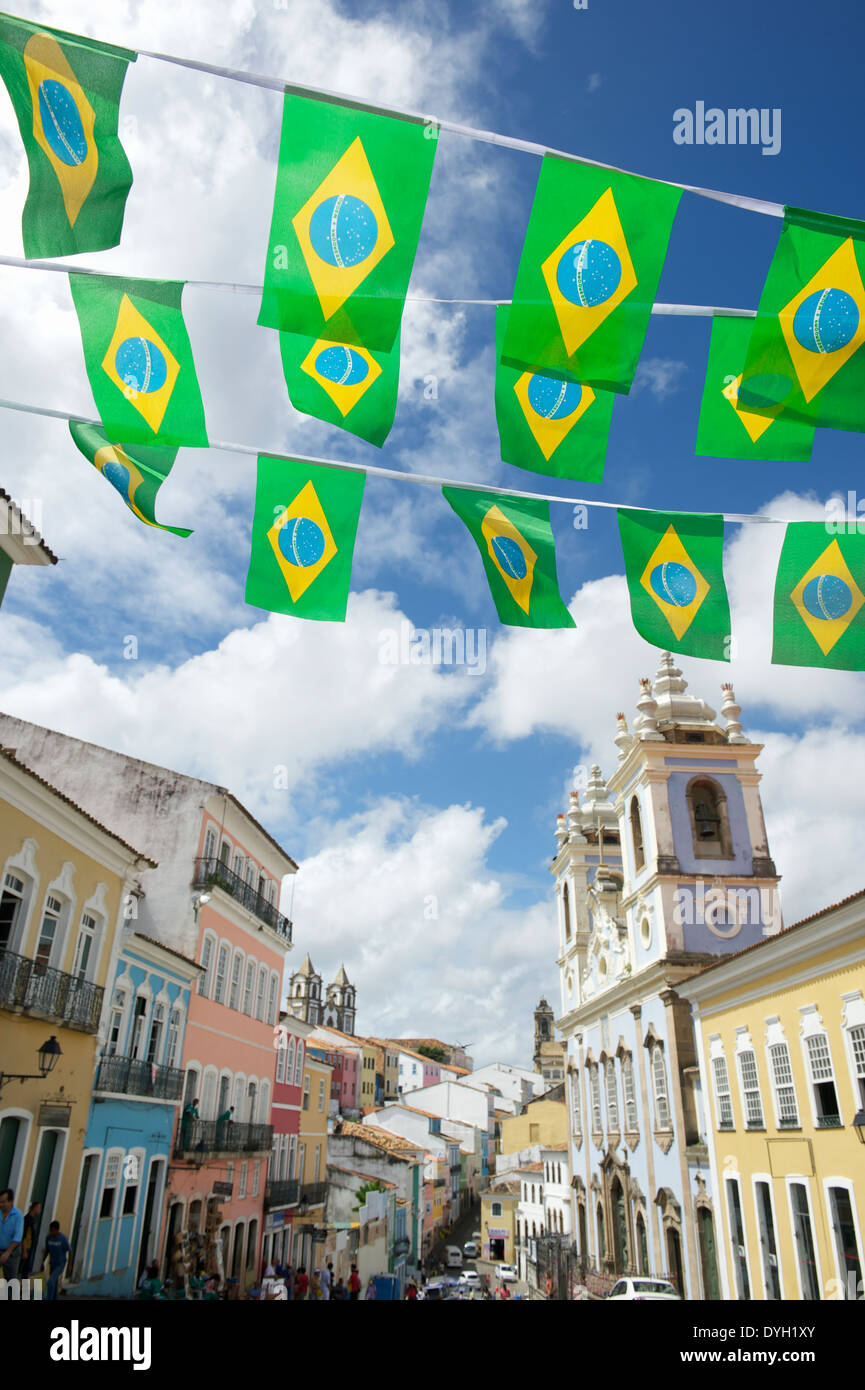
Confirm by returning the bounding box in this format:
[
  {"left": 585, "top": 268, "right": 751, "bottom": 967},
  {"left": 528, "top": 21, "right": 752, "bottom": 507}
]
[
  {"left": 291, "top": 1050, "right": 332, "bottom": 1270},
  {"left": 481, "top": 1178, "right": 520, "bottom": 1263},
  {"left": 0, "top": 747, "right": 153, "bottom": 1258},
  {"left": 499, "top": 1091, "right": 567, "bottom": 1157},
  {"left": 678, "top": 890, "right": 865, "bottom": 1301}
]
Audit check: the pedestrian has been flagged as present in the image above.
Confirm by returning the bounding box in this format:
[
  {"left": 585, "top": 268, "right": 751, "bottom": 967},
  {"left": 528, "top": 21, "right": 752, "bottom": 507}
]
[
  {"left": 180, "top": 1096, "right": 199, "bottom": 1148},
  {"left": 19, "top": 1200, "right": 42, "bottom": 1277},
  {"left": 365, "top": 1275, "right": 377, "bottom": 1301},
  {"left": 41, "top": 1221, "right": 71, "bottom": 1300},
  {"left": 320, "top": 1262, "right": 331, "bottom": 1300},
  {"left": 310, "top": 1269, "right": 322, "bottom": 1300},
  {"left": 293, "top": 1265, "right": 308, "bottom": 1300},
  {"left": 348, "top": 1263, "right": 360, "bottom": 1300},
  {"left": 332, "top": 1276, "right": 347, "bottom": 1300},
  {"left": 0, "top": 1188, "right": 23, "bottom": 1280},
  {"left": 283, "top": 1264, "right": 293, "bottom": 1300},
  {"left": 405, "top": 1281, "right": 417, "bottom": 1300},
  {"left": 216, "top": 1106, "right": 234, "bottom": 1144}
]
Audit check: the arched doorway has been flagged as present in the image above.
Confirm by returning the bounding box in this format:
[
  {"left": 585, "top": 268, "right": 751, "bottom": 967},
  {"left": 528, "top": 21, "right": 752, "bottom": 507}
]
[
  {"left": 596, "top": 1203, "right": 606, "bottom": 1266},
  {"left": 578, "top": 1200, "right": 587, "bottom": 1261},
  {"left": 666, "top": 1226, "right": 684, "bottom": 1294},
  {"left": 635, "top": 1211, "right": 648, "bottom": 1275},
  {"left": 697, "top": 1207, "right": 721, "bottom": 1300},
  {"left": 610, "top": 1176, "right": 628, "bottom": 1275}
]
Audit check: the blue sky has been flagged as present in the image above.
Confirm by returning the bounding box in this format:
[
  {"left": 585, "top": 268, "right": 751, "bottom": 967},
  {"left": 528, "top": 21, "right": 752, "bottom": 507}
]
[{"left": 1, "top": 0, "right": 864, "bottom": 1065}]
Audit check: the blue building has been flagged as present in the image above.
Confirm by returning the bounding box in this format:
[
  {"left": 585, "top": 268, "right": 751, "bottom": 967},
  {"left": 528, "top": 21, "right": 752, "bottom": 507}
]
[
  {"left": 70, "top": 931, "right": 199, "bottom": 1297},
  {"left": 552, "top": 655, "right": 781, "bottom": 1300}
]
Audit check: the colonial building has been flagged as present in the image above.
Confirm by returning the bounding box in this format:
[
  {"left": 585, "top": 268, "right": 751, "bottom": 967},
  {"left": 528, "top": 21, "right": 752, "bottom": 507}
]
[
  {"left": 553, "top": 655, "right": 782, "bottom": 1299},
  {"left": 288, "top": 957, "right": 356, "bottom": 1034},
  {"left": 677, "top": 888, "right": 865, "bottom": 1301},
  {"left": 533, "top": 998, "right": 567, "bottom": 1085}
]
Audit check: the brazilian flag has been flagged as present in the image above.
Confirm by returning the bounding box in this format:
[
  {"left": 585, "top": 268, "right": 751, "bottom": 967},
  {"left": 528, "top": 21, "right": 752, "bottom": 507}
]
[
  {"left": 245, "top": 455, "right": 366, "bottom": 622},
  {"left": 258, "top": 92, "right": 436, "bottom": 353},
  {"left": 0, "top": 12, "right": 135, "bottom": 258},
  {"left": 738, "top": 207, "right": 865, "bottom": 433},
  {"left": 773, "top": 523, "right": 865, "bottom": 670},
  {"left": 618, "top": 509, "right": 730, "bottom": 660},
  {"left": 442, "top": 487, "right": 575, "bottom": 629},
  {"left": 279, "top": 329, "right": 400, "bottom": 447},
  {"left": 697, "top": 316, "right": 814, "bottom": 462},
  {"left": 68, "top": 421, "right": 191, "bottom": 537},
  {"left": 502, "top": 157, "right": 681, "bottom": 391},
  {"left": 69, "top": 273, "right": 208, "bottom": 447},
  {"left": 495, "top": 306, "right": 613, "bottom": 482}
]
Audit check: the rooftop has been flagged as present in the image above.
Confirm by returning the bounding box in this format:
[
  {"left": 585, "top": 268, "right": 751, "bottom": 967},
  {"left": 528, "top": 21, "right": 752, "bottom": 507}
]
[
  {"left": 337, "top": 1120, "right": 424, "bottom": 1159},
  {"left": 0, "top": 488, "right": 58, "bottom": 565}
]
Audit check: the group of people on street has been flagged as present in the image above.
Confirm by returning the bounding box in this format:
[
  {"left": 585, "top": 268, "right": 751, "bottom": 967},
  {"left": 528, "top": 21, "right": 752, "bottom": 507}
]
[
  {"left": 0, "top": 1188, "right": 71, "bottom": 1299},
  {"left": 262, "top": 1261, "right": 370, "bottom": 1299}
]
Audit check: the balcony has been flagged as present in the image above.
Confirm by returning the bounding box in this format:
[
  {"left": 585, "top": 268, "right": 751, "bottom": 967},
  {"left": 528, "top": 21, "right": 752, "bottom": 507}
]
[
  {"left": 95, "top": 1052, "right": 185, "bottom": 1101},
  {"left": 174, "top": 1118, "right": 273, "bottom": 1159},
  {"left": 816, "top": 1114, "right": 843, "bottom": 1129},
  {"left": 265, "top": 1178, "right": 300, "bottom": 1210},
  {"left": 297, "top": 1182, "right": 327, "bottom": 1208},
  {"left": 193, "top": 857, "right": 292, "bottom": 943},
  {"left": 0, "top": 949, "right": 103, "bottom": 1032}
]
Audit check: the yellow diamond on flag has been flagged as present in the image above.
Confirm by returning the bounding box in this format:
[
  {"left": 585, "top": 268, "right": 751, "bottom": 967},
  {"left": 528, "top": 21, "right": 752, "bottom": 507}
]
[
  {"left": 267, "top": 480, "right": 338, "bottom": 603},
  {"left": 93, "top": 443, "right": 156, "bottom": 527},
  {"left": 540, "top": 187, "right": 638, "bottom": 358},
  {"left": 639, "top": 524, "right": 710, "bottom": 641},
  {"left": 721, "top": 373, "right": 777, "bottom": 443},
  {"left": 480, "top": 503, "right": 537, "bottom": 615},
  {"left": 292, "top": 137, "right": 395, "bottom": 323},
  {"left": 789, "top": 537, "right": 865, "bottom": 656},
  {"left": 778, "top": 238, "right": 865, "bottom": 403},
  {"left": 24, "top": 33, "right": 98, "bottom": 231},
  {"left": 101, "top": 294, "right": 181, "bottom": 435},
  {"left": 300, "top": 340, "right": 382, "bottom": 417},
  {"left": 513, "top": 373, "right": 596, "bottom": 461}
]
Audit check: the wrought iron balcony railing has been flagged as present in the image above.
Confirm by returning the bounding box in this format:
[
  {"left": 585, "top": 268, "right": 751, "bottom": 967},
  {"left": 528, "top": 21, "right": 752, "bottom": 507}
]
[
  {"left": 0, "top": 948, "right": 103, "bottom": 1032},
  {"left": 95, "top": 1052, "right": 185, "bottom": 1101},
  {"left": 265, "top": 1178, "right": 301, "bottom": 1210},
  {"left": 192, "top": 858, "right": 292, "bottom": 942},
  {"left": 297, "top": 1182, "right": 327, "bottom": 1207},
  {"left": 816, "top": 1114, "right": 843, "bottom": 1129},
  {"left": 174, "top": 1118, "right": 274, "bottom": 1158}
]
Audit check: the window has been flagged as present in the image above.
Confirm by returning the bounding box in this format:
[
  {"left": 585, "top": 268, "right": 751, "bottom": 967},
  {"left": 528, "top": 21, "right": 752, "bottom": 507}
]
[
  {"left": 789, "top": 1182, "right": 820, "bottom": 1299},
  {"left": 35, "top": 894, "right": 63, "bottom": 968},
  {"left": 229, "top": 951, "right": 243, "bottom": 1010},
  {"left": 651, "top": 1045, "right": 671, "bottom": 1130},
  {"left": 571, "top": 1071, "right": 582, "bottom": 1139},
  {"left": 804, "top": 1031, "right": 841, "bottom": 1127},
  {"left": 256, "top": 966, "right": 267, "bottom": 1021},
  {"left": 622, "top": 1054, "right": 638, "bottom": 1133},
  {"left": 232, "top": 850, "right": 244, "bottom": 880},
  {"left": 146, "top": 1002, "right": 165, "bottom": 1066},
  {"left": 562, "top": 883, "right": 571, "bottom": 940},
  {"left": 768, "top": 1040, "right": 800, "bottom": 1127},
  {"left": 303, "top": 1076, "right": 310, "bottom": 1111},
  {"left": 106, "top": 987, "right": 128, "bottom": 1057},
  {"left": 220, "top": 840, "right": 231, "bottom": 866},
  {"left": 239, "top": 1161, "right": 248, "bottom": 1199},
  {"left": 0, "top": 873, "right": 26, "bottom": 951},
  {"left": 318, "top": 1079, "right": 325, "bottom": 1111},
  {"left": 754, "top": 1181, "right": 782, "bottom": 1299},
  {"left": 630, "top": 796, "right": 645, "bottom": 871},
  {"left": 243, "top": 961, "right": 256, "bottom": 1015},
  {"left": 827, "top": 1185, "right": 863, "bottom": 1297},
  {"left": 246, "top": 1081, "right": 257, "bottom": 1124},
  {"left": 590, "top": 1065, "right": 602, "bottom": 1133},
  {"left": 294, "top": 1043, "right": 304, "bottom": 1087},
  {"left": 123, "top": 1157, "right": 140, "bottom": 1217},
  {"left": 286, "top": 1038, "right": 296, "bottom": 1085},
  {"left": 605, "top": 1060, "right": 619, "bottom": 1132},
  {"left": 288, "top": 1135, "right": 298, "bottom": 1179},
  {"left": 711, "top": 1052, "right": 734, "bottom": 1129},
  {"left": 726, "top": 1178, "right": 751, "bottom": 1299},
  {"left": 736, "top": 1045, "right": 764, "bottom": 1129},
  {"left": 100, "top": 1151, "right": 122, "bottom": 1219},
  {"left": 276, "top": 1036, "right": 287, "bottom": 1085},
  {"left": 251, "top": 1161, "right": 260, "bottom": 1198},
  {"left": 491, "top": 1201, "right": 502, "bottom": 1217},
  {"left": 298, "top": 1144, "right": 306, "bottom": 1180},
  {"left": 130, "top": 995, "right": 149, "bottom": 1059},
  {"left": 165, "top": 1008, "right": 183, "bottom": 1069},
  {"left": 313, "top": 1146, "right": 321, "bottom": 1183},
  {"left": 213, "top": 944, "right": 229, "bottom": 1005},
  {"left": 72, "top": 913, "right": 98, "bottom": 980},
  {"left": 203, "top": 828, "right": 217, "bottom": 860},
  {"left": 198, "top": 933, "right": 215, "bottom": 996},
  {"left": 267, "top": 973, "right": 278, "bottom": 1027},
  {"left": 848, "top": 1021, "right": 865, "bottom": 1108},
  {"left": 686, "top": 779, "right": 732, "bottom": 858}
]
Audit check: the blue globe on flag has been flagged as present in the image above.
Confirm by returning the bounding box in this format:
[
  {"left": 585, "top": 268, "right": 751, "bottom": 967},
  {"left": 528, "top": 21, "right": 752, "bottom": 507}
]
[
  {"left": 556, "top": 239, "right": 622, "bottom": 307},
  {"left": 650, "top": 561, "right": 697, "bottom": 608},
  {"left": 527, "top": 374, "right": 582, "bottom": 419},
  {"left": 279, "top": 517, "right": 326, "bottom": 568},
  {"left": 802, "top": 573, "right": 853, "bottom": 621},
  {"left": 309, "top": 194, "right": 378, "bottom": 268},
  {"left": 792, "top": 288, "right": 859, "bottom": 355},
  {"left": 315, "top": 345, "right": 369, "bottom": 386},
  {"left": 100, "top": 459, "right": 132, "bottom": 501},
  {"left": 491, "top": 535, "right": 528, "bottom": 580},
  {"left": 115, "top": 338, "right": 168, "bottom": 395},
  {"left": 38, "top": 79, "right": 87, "bottom": 166}
]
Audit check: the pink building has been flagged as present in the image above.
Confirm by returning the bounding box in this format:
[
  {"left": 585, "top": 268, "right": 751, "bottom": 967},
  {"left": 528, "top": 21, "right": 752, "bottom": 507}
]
[{"left": 263, "top": 1012, "right": 314, "bottom": 1269}]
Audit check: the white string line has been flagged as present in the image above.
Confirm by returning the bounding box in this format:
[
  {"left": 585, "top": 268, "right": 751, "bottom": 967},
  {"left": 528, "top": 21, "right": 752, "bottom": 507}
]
[
  {"left": 0, "top": 253, "right": 758, "bottom": 319},
  {"left": 0, "top": 395, "right": 834, "bottom": 528},
  {"left": 135, "top": 48, "right": 784, "bottom": 220}
]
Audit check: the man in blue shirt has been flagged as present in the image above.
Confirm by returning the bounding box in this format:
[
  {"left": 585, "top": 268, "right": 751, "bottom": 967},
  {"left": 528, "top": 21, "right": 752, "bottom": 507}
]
[
  {"left": 0, "top": 1188, "right": 23, "bottom": 1280},
  {"left": 42, "top": 1222, "right": 71, "bottom": 1300}
]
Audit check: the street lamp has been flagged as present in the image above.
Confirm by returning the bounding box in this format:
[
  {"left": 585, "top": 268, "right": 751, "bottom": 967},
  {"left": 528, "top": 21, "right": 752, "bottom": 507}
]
[
  {"left": 853, "top": 1109, "right": 865, "bottom": 1144},
  {"left": 0, "top": 1035, "right": 62, "bottom": 1095}
]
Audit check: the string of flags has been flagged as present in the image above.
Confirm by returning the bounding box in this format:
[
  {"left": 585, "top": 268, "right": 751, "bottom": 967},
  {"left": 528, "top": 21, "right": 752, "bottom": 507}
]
[{"left": 1, "top": 10, "right": 864, "bottom": 671}]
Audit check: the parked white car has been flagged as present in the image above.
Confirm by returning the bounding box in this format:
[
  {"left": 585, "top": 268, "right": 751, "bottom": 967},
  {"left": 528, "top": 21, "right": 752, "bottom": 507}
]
[
  {"left": 607, "top": 1277, "right": 681, "bottom": 1301},
  {"left": 459, "top": 1269, "right": 483, "bottom": 1289},
  {"left": 497, "top": 1263, "right": 518, "bottom": 1283},
  {"left": 463, "top": 1240, "right": 479, "bottom": 1258}
]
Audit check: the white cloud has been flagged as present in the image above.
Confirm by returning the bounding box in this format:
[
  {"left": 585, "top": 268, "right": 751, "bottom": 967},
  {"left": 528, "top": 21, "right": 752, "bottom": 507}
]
[
  {"left": 632, "top": 357, "right": 689, "bottom": 400},
  {"left": 586, "top": 72, "right": 602, "bottom": 93}
]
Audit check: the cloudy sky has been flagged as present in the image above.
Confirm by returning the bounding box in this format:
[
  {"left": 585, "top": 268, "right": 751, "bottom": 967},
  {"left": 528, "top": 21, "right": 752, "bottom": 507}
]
[{"left": 1, "top": 0, "right": 864, "bottom": 1067}]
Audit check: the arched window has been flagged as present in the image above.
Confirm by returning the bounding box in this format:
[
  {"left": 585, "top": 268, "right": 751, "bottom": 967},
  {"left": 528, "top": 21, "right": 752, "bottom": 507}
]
[
  {"left": 213, "top": 943, "right": 230, "bottom": 1005},
  {"left": 198, "top": 931, "right": 216, "bottom": 997},
  {"left": 257, "top": 1080, "right": 270, "bottom": 1125},
  {"left": 294, "top": 1042, "right": 304, "bottom": 1086},
  {"left": 203, "top": 827, "right": 217, "bottom": 861},
  {"left": 71, "top": 911, "right": 100, "bottom": 980},
  {"left": 286, "top": 1038, "right": 296, "bottom": 1085},
  {"left": 243, "top": 959, "right": 256, "bottom": 1015},
  {"left": 686, "top": 779, "right": 733, "bottom": 858},
  {"left": 165, "top": 1006, "right": 184, "bottom": 1069},
  {"left": 651, "top": 1044, "right": 671, "bottom": 1131},
  {"left": 630, "top": 796, "right": 645, "bottom": 872},
  {"left": 605, "top": 1060, "right": 619, "bottom": 1132},
  {"left": 622, "top": 1053, "right": 638, "bottom": 1133},
  {"left": 229, "top": 950, "right": 244, "bottom": 1011},
  {"left": 563, "top": 883, "right": 572, "bottom": 940},
  {"left": 232, "top": 850, "right": 244, "bottom": 880},
  {"left": 34, "top": 892, "right": 67, "bottom": 970},
  {"left": 267, "top": 973, "right": 279, "bottom": 1027},
  {"left": 590, "top": 1064, "right": 602, "bottom": 1133},
  {"left": 256, "top": 966, "right": 268, "bottom": 1021},
  {"left": 0, "top": 871, "right": 29, "bottom": 953}
]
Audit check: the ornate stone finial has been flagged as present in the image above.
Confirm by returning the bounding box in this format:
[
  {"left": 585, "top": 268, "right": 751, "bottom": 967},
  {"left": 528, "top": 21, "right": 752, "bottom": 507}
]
[
  {"left": 585, "top": 764, "right": 608, "bottom": 802},
  {"left": 555, "top": 813, "right": 568, "bottom": 848},
  {"left": 720, "top": 682, "right": 747, "bottom": 744},
  {"left": 653, "top": 651, "right": 687, "bottom": 698},
  {"left": 614, "top": 712, "right": 633, "bottom": 761},
  {"left": 634, "top": 676, "right": 664, "bottom": 741}
]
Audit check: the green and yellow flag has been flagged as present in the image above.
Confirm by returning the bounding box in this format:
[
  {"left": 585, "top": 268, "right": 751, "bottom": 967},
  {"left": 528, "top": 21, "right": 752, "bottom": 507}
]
[
  {"left": 258, "top": 93, "right": 436, "bottom": 353},
  {"left": 502, "top": 158, "right": 681, "bottom": 391},
  {"left": 618, "top": 509, "right": 730, "bottom": 660},
  {"left": 697, "top": 315, "right": 814, "bottom": 462},
  {"left": 245, "top": 455, "right": 366, "bottom": 622},
  {"left": 0, "top": 12, "right": 135, "bottom": 258},
  {"left": 442, "top": 487, "right": 574, "bottom": 629},
  {"left": 69, "top": 273, "right": 208, "bottom": 447},
  {"left": 68, "top": 421, "right": 191, "bottom": 536},
  {"left": 738, "top": 207, "right": 865, "bottom": 433},
  {"left": 495, "top": 306, "right": 613, "bottom": 482},
  {"left": 279, "top": 330, "right": 400, "bottom": 447},
  {"left": 773, "top": 523, "right": 865, "bottom": 669}
]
